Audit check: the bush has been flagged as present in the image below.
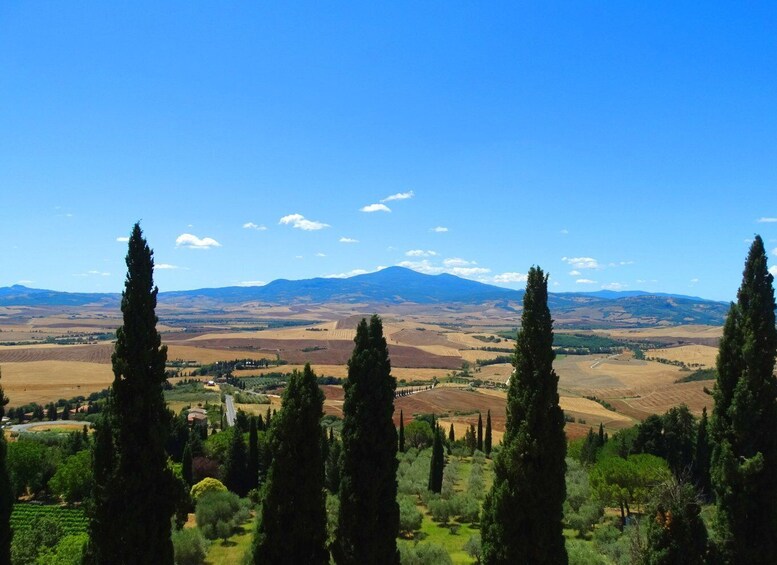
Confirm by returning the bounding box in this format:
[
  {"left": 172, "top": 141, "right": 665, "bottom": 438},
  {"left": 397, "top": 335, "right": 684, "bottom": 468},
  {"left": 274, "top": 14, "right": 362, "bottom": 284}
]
[
  {"left": 566, "top": 538, "right": 605, "bottom": 565},
  {"left": 398, "top": 495, "right": 423, "bottom": 534},
  {"left": 464, "top": 534, "right": 482, "bottom": 564},
  {"left": 190, "top": 477, "right": 227, "bottom": 502},
  {"left": 404, "top": 420, "right": 435, "bottom": 450},
  {"left": 172, "top": 527, "right": 208, "bottom": 565},
  {"left": 11, "top": 514, "right": 63, "bottom": 565},
  {"left": 399, "top": 542, "right": 453, "bottom": 565},
  {"left": 451, "top": 493, "right": 480, "bottom": 523},
  {"left": 195, "top": 491, "right": 246, "bottom": 542},
  {"left": 427, "top": 497, "right": 452, "bottom": 524},
  {"left": 34, "top": 533, "right": 88, "bottom": 565},
  {"left": 49, "top": 450, "right": 92, "bottom": 504}
]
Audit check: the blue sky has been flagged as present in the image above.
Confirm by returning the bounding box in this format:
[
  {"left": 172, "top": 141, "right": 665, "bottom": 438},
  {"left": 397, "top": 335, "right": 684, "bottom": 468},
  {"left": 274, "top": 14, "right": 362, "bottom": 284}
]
[{"left": 1, "top": 2, "right": 776, "bottom": 301}]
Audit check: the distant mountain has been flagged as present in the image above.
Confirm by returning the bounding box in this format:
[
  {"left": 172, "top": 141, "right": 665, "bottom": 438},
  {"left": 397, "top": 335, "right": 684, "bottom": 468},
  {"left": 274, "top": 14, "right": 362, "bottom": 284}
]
[{"left": 0, "top": 267, "right": 731, "bottom": 327}]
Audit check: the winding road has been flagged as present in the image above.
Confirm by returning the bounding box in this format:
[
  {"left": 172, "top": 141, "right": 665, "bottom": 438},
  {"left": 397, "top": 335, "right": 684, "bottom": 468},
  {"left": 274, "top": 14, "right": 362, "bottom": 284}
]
[{"left": 225, "top": 394, "right": 236, "bottom": 427}]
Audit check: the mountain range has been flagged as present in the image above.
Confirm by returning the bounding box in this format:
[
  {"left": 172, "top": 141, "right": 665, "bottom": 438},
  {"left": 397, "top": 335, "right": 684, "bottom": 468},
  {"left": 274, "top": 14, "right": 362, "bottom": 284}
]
[{"left": 0, "top": 266, "right": 730, "bottom": 327}]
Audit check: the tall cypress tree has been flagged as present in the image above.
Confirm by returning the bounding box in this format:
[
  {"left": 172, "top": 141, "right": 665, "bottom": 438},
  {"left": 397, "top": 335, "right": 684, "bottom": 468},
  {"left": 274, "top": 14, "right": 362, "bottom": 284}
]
[
  {"left": 477, "top": 412, "right": 483, "bottom": 452},
  {"left": 224, "top": 428, "right": 249, "bottom": 496},
  {"left": 428, "top": 425, "right": 445, "bottom": 493},
  {"left": 336, "top": 316, "right": 399, "bottom": 565},
  {"left": 181, "top": 442, "right": 193, "bottom": 486},
  {"left": 481, "top": 267, "right": 567, "bottom": 565},
  {"left": 449, "top": 423, "right": 455, "bottom": 443},
  {"left": 86, "top": 223, "right": 175, "bottom": 564},
  {"left": 710, "top": 235, "right": 777, "bottom": 563},
  {"left": 0, "top": 369, "right": 12, "bottom": 565},
  {"left": 253, "top": 364, "right": 328, "bottom": 564},
  {"left": 484, "top": 410, "right": 492, "bottom": 456},
  {"left": 693, "top": 407, "right": 711, "bottom": 500},
  {"left": 398, "top": 410, "right": 405, "bottom": 453},
  {"left": 248, "top": 417, "right": 260, "bottom": 491}
]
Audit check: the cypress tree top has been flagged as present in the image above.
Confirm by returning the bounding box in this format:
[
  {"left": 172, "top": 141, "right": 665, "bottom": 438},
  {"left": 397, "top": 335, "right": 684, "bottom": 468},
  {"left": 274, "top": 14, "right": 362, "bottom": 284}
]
[
  {"left": 481, "top": 266, "right": 567, "bottom": 565},
  {"left": 711, "top": 235, "right": 777, "bottom": 563}
]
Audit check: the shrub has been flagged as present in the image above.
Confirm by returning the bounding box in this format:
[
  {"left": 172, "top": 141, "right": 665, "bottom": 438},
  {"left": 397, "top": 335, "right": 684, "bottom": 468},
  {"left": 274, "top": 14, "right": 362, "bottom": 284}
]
[
  {"left": 172, "top": 527, "right": 208, "bottom": 565},
  {"left": 399, "top": 542, "right": 453, "bottom": 565},
  {"left": 398, "top": 495, "right": 423, "bottom": 534},
  {"left": 49, "top": 450, "right": 92, "bottom": 504},
  {"left": 190, "top": 477, "right": 227, "bottom": 502},
  {"left": 464, "top": 534, "right": 482, "bottom": 564},
  {"left": 34, "top": 533, "right": 89, "bottom": 565},
  {"left": 428, "top": 497, "right": 452, "bottom": 524},
  {"left": 195, "top": 491, "right": 246, "bottom": 541},
  {"left": 404, "top": 420, "right": 434, "bottom": 449}
]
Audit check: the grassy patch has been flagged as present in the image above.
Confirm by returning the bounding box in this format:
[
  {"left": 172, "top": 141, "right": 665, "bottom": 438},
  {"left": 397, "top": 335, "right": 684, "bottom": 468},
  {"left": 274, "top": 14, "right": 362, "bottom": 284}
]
[{"left": 205, "top": 519, "right": 254, "bottom": 565}]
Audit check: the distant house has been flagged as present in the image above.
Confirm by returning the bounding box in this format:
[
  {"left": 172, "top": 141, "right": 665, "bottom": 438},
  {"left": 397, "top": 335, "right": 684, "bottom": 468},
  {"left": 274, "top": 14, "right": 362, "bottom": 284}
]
[{"left": 187, "top": 407, "right": 208, "bottom": 426}]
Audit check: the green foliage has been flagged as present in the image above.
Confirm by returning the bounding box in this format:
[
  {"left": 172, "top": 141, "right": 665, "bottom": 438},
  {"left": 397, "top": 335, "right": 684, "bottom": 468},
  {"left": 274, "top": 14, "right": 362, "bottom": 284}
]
[
  {"left": 398, "top": 495, "right": 423, "bottom": 534},
  {"left": 10, "top": 505, "right": 87, "bottom": 535},
  {"left": 484, "top": 410, "right": 492, "bottom": 456},
  {"left": 223, "top": 425, "right": 249, "bottom": 496},
  {"left": 564, "top": 459, "right": 603, "bottom": 537},
  {"left": 49, "top": 449, "right": 92, "bottom": 503},
  {"left": 428, "top": 426, "right": 445, "bottom": 494},
  {"left": 33, "top": 533, "right": 88, "bottom": 565},
  {"left": 674, "top": 368, "right": 716, "bottom": 384},
  {"left": 87, "top": 223, "right": 176, "bottom": 564},
  {"left": 6, "top": 439, "right": 59, "bottom": 497},
  {"left": 11, "top": 514, "right": 63, "bottom": 565},
  {"left": 0, "top": 431, "right": 12, "bottom": 565},
  {"left": 190, "top": 477, "right": 227, "bottom": 502},
  {"left": 204, "top": 428, "right": 235, "bottom": 463},
  {"left": 398, "top": 410, "right": 405, "bottom": 453},
  {"left": 195, "top": 491, "right": 247, "bottom": 541},
  {"left": 404, "top": 420, "right": 434, "bottom": 450},
  {"left": 633, "top": 406, "right": 697, "bottom": 477},
  {"left": 336, "top": 315, "right": 399, "bottom": 564},
  {"left": 641, "top": 479, "right": 708, "bottom": 565},
  {"left": 481, "top": 267, "right": 568, "bottom": 565},
  {"left": 252, "top": 363, "right": 328, "bottom": 564},
  {"left": 172, "top": 527, "right": 208, "bottom": 565},
  {"left": 398, "top": 542, "right": 453, "bottom": 565},
  {"left": 325, "top": 437, "right": 342, "bottom": 494},
  {"left": 711, "top": 235, "right": 777, "bottom": 563}
]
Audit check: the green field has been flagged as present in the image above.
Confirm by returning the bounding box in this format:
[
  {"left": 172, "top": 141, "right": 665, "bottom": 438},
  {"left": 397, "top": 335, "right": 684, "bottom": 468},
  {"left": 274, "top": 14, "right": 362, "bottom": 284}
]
[{"left": 11, "top": 504, "right": 88, "bottom": 535}]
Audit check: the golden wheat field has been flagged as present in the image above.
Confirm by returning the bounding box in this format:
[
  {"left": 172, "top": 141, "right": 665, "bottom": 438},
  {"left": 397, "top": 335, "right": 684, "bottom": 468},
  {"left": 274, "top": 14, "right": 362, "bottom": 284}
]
[
  {"left": 645, "top": 344, "right": 718, "bottom": 368},
  {"left": 0, "top": 360, "right": 114, "bottom": 405}
]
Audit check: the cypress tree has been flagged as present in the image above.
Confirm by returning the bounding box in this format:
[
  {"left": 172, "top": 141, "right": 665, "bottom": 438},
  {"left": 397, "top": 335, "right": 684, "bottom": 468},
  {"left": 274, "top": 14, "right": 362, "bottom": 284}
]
[
  {"left": 428, "top": 425, "right": 445, "bottom": 493},
  {"left": 248, "top": 417, "right": 259, "bottom": 491},
  {"left": 598, "top": 423, "right": 605, "bottom": 447},
  {"left": 181, "top": 442, "right": 193, "bottom": 486},
  {"left": 326, "top": 437, "right": 343, "bottom": 494},
  {"left": 481, "top": 267, "right": 567, "bottom": 565},
  {"left": 477, "top": 412, "right": 483, "bottom": 452},
  {"left": 710, "top": 235, "right": 777, "bottom": 563},
  {"left": 0, "top": 369, "right": 12, "bottom": 565},
  {"left": 224, "top": 428, "right": 249, "bottom": 497},
  {"left": 253, "top": 364, "right": 328, "bottom": 564},
  {"left": 336, "top": 316, "right": 399, "bottom": 565},
  {"left": 398, "top": 410, "right": 405, "bottom": 453},
  {"left": 485, "top": 410, "right": 492, "bottom": 456},
  {"left": 86, "top": 223, "right": 175, "bottom": 564},
  {"left": 693, "top": 407, "right": 711, "bottom": 500},
  {"left": 449, "top": 423, "right": 455, "bottom": 443}
]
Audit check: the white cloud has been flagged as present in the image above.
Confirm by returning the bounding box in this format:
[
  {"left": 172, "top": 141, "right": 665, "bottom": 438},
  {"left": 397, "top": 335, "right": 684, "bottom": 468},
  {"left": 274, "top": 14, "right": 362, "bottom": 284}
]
[
  {"left": 156, "top": 263, "right": 179, "bottom": 270},
  {"left": 339, "top": 237, "right": 359, "bottom": 244},
  {"left": 243, "top": 222, "right": 267, "bottom": 231},
  {"left": 75, "top": 270, "right": 111, "bottom": 277},
  {"left": 237, "top": 280, "right": 266, "bottom": 287},
  {"left": 562, "top": 256, "right": 599, "bottom": 269},
  {"left": 493, "top": 272, "right": 528, "bottom": 284},
  {"left": 569, "top": 270, "right": 581, "bottom": 276},
  {"left": 116, "top": 236, "right": 129, "bottom": 243},
  {"left": 690, "top": 278, "right": 700, "bottom": 284},
  {"left": 560, "top": 229, "right": 569, "bottom": 235},
  {"left": 601, "top": 282, "right": 627, "bottom": 291},
  {"left": 360, "top": 203, "right": 391, "bottom": 213},
  {"left": 397, "top": 260, "right": 442, "bottom": 275},
  {"left": 444, "top": 257, "right": 476, "bottom": 268},
  {"left": 431, "top": 226, "right": 449, "bottom": 233},
  {"left": 405, "top": 249, "right": 437, "bottom": 257},
  {"left": 757, "top": 217, "right": 777, "bottom": 223},
  {"left": 324, "top": 269, "right": 371, "bottom": 279},
  {"left": 769, "top": 266, "right": 777, "bottom": 276},
  {"left": 16, "top": 280, "right": 34, "bottom": 285},
  {"left": 576, "top": 279, "right": 597, "bottom": 284},
  {"left": 295, "top": 255, "right": 304, "bottom": 259},
  {"left": 381, "top": 190, "right": 414, "bottom": 203},
  {"left": 609, "top": 260, "right": 634, "bottom": 266},
  {"left": 279, "top": 213, "right": 330, "bottom": 231},
  {"left": 450, "top": 267, "right": 490, "bottom": 277},
  {"left": 176, "top": 233, "right": 222, "bottom": 249},
  {"left": 316, "top": 253, "right": 327, "bottom": 257}
]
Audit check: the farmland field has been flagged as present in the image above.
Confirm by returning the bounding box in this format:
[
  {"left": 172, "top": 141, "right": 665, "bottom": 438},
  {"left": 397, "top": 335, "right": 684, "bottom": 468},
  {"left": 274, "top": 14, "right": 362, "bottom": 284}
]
[{"left": 11, "top": 504, "right": 88, "bottom": 535}]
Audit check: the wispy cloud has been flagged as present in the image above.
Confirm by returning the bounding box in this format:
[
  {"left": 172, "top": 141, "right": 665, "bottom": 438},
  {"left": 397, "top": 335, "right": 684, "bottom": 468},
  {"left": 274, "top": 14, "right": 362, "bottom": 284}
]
[
  {"left": 156, "top": 263, "right": 180, "bottom": 270},
  {"left": 601, "top": 282, "right": 627, "bottom": 291},
  {"left": 116, "top": 237, "right": 129, "bottom": 243},
  {"left": 560, "top": 229, "right": 569, "bottom": 235},
  {"left": 769, "top": 266, "right": 777, "bottom": 276},
  {"left": 562, "top": 256, "right": 599, "bottom": 269},
  {"left": 74, "top": 270, "right": 111, "bottom": 277},
  {"left": 757, "top": 217, "right": 777, "bottom": 223},
  {"left": 16, "top": 280, "right": 34, "bottom": 285},
  {"left": 279, "top": 213, "right": 330, "bottom": 231},
  {"left": 690, "top": 278, "right": 700, "bottom": 284},
  {"left": 237, "top": 280, "right": 266, "bottom": 287},
  {"left": 397, "top": 258, "right": 490, "bottom": 279},
  {"left": 243, "top": 222, "right": 267, "bottom": 231},
  {"left": 339, "top": 237, "right": 359, "bottom": 244},
  {"left": 576, "top": 279, "right": 597, "bottom": 284},
  {"left": 176, "top": 233, "right": 222, "bottom": 249},
  {"left": 443, "top": 258, "right": 476, "bottom": 268},
  {"left": 569, "top": 270, "right": 581, "bottom": 276},
  {"left": 493, "top": 272, "right": 527, "bottom": 284},
  {"left": 405, "top": 249, "right": 437, "bottom": 257},
  {"left": 316, "top": 252, "right": 327, "bottom": 257},
  {"left": 324, "top": 269, "right": 371, "bottom": 279},
  {"left": 360, "top": 203, "right": 391, "bottom": 213},
  {"left": 431, "top": 226, "right": 449, "bottom": 233},
  {"left": 381, "top": 190, "right": 414, "bottom": 203}
]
